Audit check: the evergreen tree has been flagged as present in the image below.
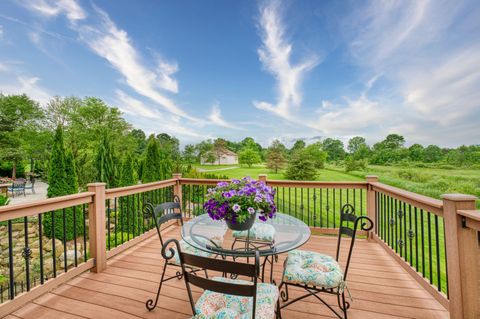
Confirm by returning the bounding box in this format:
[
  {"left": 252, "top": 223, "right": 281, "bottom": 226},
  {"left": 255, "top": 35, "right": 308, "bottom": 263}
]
[
  {"left": 47, "top": 126, "right": 67, "bottom": 198},
  {"left": 44, "top": 126, "right": 83, "bottom": 240},
  {"left": 96, "top": 133, "right": 117, "bottom": 188},
  {"left": 120, "top": 153, "right": 136, "bottom": 186},
  {"left": 65, "top": 148, "right": 79, "bottom": 194},
  {"left": 142, "top": 135, "right": 162, "bottom": 182},
  {"left": 285, "top": 150, "right": 317, "bottom": 180},
  {"left": 266, "top": 140, "right": 287, "bottom": 173}
]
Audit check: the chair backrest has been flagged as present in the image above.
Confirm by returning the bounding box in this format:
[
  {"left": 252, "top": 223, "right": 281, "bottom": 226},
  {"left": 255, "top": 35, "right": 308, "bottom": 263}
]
[
  {"left": 12, "top": 181, "right": 26, "bottom": 188},
  {"left": 335, "top": 204, "right": 373, "bottom": 280},
  {"left": 162, "top": 238, "right": 260, "bottom": 318},
  {"left": 144, "top": 195, "right": 182, "bottom": 246}
]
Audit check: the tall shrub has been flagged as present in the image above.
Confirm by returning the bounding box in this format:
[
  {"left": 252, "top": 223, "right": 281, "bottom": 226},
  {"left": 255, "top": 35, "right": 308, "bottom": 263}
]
[
  {"left": 119, "top": 153, "right": 141, "bottom": 235},
  {"left": 142, "top": 135, "right": 161, "bottom": 183},
  {"left": 96, "top": 134, "right": 117, "bottom": 188},
  {"left": 44, "top": 126, "right": 83, "bottom": 240}
]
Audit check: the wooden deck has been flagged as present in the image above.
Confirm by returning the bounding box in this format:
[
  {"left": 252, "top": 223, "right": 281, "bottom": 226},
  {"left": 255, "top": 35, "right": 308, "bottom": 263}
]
[{"left": 6, "top": 226, "right": 449, "bottom": 319}]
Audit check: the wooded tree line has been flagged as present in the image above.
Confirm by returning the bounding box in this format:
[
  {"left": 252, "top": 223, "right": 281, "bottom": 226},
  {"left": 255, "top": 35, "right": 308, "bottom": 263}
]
[{"left": 1, "top": 93, "right": 479, "bottom": 187}]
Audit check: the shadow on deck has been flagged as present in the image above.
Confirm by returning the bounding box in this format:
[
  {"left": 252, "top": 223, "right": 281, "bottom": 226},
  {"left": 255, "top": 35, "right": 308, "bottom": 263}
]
[{"left": 7, "top": 225, "right": 449, "bottom": 319}]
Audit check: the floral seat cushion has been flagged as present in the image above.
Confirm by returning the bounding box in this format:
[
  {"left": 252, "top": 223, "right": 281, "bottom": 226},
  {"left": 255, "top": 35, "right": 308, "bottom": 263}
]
[
  {"left": 171, "top": 237, "right": 217, "bottom": 265},
  {"left": 193, "top": 277, "right": 278, "bottom": 319},
  {"left": 232, "top": 223, "right": 276, "bottom": 242},
  {"left": 283, "top": 250, "right": 344, "bottom": 288}
]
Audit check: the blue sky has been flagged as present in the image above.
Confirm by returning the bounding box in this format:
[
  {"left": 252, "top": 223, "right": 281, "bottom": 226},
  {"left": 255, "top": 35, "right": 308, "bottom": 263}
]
[{"left": 0, "top": 0, "right": 479, "bottom": 148}]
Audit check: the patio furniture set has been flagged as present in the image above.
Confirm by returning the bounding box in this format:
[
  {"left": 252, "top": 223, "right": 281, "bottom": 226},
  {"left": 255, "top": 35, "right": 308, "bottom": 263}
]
[
  {"left": 144, "top": 196, "right": 373, "bottom": 319},
  {"left": 4, "top": 176, "right": 36, "bottom": 198}
]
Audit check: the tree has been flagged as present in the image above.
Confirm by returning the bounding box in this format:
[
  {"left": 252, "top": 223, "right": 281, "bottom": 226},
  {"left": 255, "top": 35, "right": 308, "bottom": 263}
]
[
  {"left": 182, "top": 144, "right": 197, "bottom": 166},
  {"left": 142, "top": 135, "right": 162, "bottom": 183},
  {"left": 65, "top": 148, "right": 79, "bottom": 194},
  {"left": 322, "top": 138, "right": 346, "bottom": 161},
  {"left": 0, "top": 94, "right": 43, "bottom": 178},
  {"left": 347, "top": 136, "right": 366, "bottom": 154},
  {"left": 128, "top": 129, "right": 147, "bottom": 155},
  {"left": 44, "top": 125, "right": 83, "bottom": 240},
  {"left": 196, "top": 140, "right": 214, "bottom": 163},
  {"left": 120, "top": 153, "right": 136, "bottom": 186},
  {"left": 239, "top": 148, "right": 261, "bottom": 167},
  {"left": 304, "top": 142, "right": 328, "bottom": 169},
  {"left": 424, "top": 145, "right": 443, "bottom": 162},
  {"left": 266, "top": 140, "right": 287, "bottom": 173},
  {"left": 47, "top": 126, "right": 68, "bottom": 198},
  {"left": 290, "top": 140, "right": 306, "bottom": 154},
  {"left": 285, "top": 150, "right": 316, "bottom": 180},
  {"left": 408, "top": 144, "right": 425, "bottom": 162},
  {"left": 96, "top": 133, "right": 117, "bottom": 188}
]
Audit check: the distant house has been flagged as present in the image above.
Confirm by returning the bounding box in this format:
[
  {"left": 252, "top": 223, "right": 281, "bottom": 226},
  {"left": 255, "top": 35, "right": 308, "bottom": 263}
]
[{"left": 201, "top": 148, "right": 238, "bottom": 165}]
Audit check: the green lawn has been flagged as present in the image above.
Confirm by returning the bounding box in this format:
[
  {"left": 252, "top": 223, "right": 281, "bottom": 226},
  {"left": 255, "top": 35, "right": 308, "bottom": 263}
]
[{"left": 193, "top": 164, "right": 362, "bottom": 181}]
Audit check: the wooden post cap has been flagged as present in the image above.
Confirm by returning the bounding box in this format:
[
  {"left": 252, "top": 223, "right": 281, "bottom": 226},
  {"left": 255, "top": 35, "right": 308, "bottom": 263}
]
[
  {"left": 258, "top": 174, "right": 267, "bottom": 182},
  {"left": 365, "top": 175, "right": 378, "bottom": 182},
  {"left": 172, "top": 173, "right": 182, "bottom": 179},
  {"left": 87, "top": 182, "right": 106, "bottom": 188},
  {"left": 441, "top": 194, "right": 478, "bottom": 202}
]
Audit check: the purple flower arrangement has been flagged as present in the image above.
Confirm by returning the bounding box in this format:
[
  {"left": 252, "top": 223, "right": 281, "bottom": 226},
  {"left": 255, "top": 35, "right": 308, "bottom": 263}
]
[{"left": 203, "top": 177, "right": 277, "bottom": 224}]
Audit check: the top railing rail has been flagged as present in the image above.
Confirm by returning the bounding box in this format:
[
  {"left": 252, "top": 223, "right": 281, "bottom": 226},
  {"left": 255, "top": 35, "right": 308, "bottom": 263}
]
[
  {"left": 370, "top": 181, "right": 443, "bottom": 216},
  {"left": 0, "top": 192, "right": 94, "bottom": 222},
  {"left": 105, "top": 179, "right": 177, "bottom": 199}
]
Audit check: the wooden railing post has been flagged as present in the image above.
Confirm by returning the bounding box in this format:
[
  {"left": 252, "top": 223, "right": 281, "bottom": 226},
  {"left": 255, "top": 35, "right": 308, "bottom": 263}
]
[
  {"left": 258, "top": 174, "right": 267, "bottom": 183},
  {"left": 366, "top": 175, "right": 378, "bottom": 240},
  {"left": 87, "top": 182, "right": 107, "bottom": 273},
  {"left": 442, "top": 194, "right": 478, "bottom": 319},
  {"left": 173, "top": 173, "right": 183, "bottom": 220}
]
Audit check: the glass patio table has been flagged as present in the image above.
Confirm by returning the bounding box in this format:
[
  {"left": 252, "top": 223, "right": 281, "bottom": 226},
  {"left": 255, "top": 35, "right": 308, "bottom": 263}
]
[{"left": 181, "top": 212, "right": 311, "bottom": 258}]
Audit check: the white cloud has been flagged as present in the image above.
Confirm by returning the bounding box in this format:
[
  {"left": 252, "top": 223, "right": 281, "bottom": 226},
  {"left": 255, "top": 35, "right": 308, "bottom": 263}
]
[
  {"left": 402, "top": 46, "right": 480, "bottom": 125},
  {"left": 208, "top": 102, "right": 243, "bottom": 130},
  {"left": 0, "top": 25, "right": 3, "bottom": 39},
  {"left": 28, "top": 31, "right": 41, "bottom": 44},
  {"left": 0, "top": 76, "right": 51, "bottom": 105},
  {"left": 20, "top": 0, "right": 86, "bottom": 21},
  {"left": 115, "top": 89, "right": 163, "bottom": 119},
  {"left": 253, "top": 0, "right": 319, "bottom": 119},
  {"left": 113, "top": 90, "right": 201, "bottom": 138},
  {"left": 313, "top": 95, "right": 386, "bottom": 135}
]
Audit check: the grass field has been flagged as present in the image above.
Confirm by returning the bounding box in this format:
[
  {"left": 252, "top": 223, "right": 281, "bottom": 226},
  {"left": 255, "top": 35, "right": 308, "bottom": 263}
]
[{"left": 191, "top": 163, "right": 457, "bottom": 293}]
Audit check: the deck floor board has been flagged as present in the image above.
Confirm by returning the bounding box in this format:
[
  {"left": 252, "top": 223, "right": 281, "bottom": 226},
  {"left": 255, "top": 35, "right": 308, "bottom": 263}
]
[{"left": 10, "top": 226, "right": 449, "bottom": 319}]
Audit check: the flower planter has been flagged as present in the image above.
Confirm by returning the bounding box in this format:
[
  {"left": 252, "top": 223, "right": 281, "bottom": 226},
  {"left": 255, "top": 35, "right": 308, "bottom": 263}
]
[{"left": 225, "top": 212, "right": 256, "bottom": 231}]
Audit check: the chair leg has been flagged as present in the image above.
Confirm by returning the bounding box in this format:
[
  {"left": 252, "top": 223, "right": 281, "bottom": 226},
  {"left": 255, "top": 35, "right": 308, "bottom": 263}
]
[
  {"left": 146, "top": 262, "right": 168, "bottom": 311},
  {"left": 276, "top": 297, "right": 282, "bottom": 319}
]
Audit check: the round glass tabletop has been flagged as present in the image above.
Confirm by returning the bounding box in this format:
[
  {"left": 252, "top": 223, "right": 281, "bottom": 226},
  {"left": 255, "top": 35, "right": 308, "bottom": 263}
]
[{"left": 181, "top": 213, "right": 311, "bottom": 257}]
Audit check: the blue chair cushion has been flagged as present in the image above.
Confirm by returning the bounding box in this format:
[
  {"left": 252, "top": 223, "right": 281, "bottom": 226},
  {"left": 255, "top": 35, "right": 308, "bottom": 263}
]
[
  {"left": 192, "top": 277, "right": 278, "bottom": 319},
  {"left": 283, "top": 250, "right": 344, "bottom": 288},
  {"left": 232, "top": 223, "right": 276, "bottom": 242}
]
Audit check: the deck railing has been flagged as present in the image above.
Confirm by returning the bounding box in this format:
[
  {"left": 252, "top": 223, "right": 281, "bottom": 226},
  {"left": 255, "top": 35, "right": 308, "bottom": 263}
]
[{"left": 0, "top": 174, "right": 478, "bottom": 318}]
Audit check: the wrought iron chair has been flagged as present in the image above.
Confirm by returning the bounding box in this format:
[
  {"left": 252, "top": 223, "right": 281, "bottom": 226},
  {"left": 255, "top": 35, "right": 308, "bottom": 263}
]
[
  {"left": 144, "top": 195, "right": 216, "bottom": 311},
  {"left": 163, "top": 238, "right": 281, "bottom": 319},
  {"left": 231, "top": 223, "right": 278, "bottom": 282},
  {"left": 278, "top": 204, "right": 373, "bottom": 319},
  {"left": 8, "top": 179, "right": 26, "bottom": 198}
]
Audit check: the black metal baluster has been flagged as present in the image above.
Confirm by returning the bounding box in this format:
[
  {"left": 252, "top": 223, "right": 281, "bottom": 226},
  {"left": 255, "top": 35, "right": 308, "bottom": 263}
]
[
  {"left": 137, "top": 193, "right": 141, "bottom": 235},
  {"left": 62, "top": 208, "right": 67, "bottom": 272},
  {"left": 403, "top": 202, "right": 407, "bottom": 259},
  {"left": 107, "top": 199, "right": 111, "bottom": 250},
  {"left": 23, "top": 217, "right": 31, "bottom": 291},
  {"left": 38, "top": 214, "right": 44, "bottom": 284},
  {"left": 127, "top": 195, "right": 131, "bottom": 241},
  {"left": 282, "top": 187, "right": 285, "bottom": 216},
  {"left": 114, "top": 198, "right": 118, "bottom": 246},
  {"left": 408, "top": 205, "right": 413, "bottom": 266},
  {"left": 427, "top": 212, "right": 433, "bottom": 284},
  {"left": 313, "top": 189, "right": 316, "bottom": 227},
  {"left": 420, "top": 209, "right": 425, "bottom": 277},
  {"left": 294, "top": 188, "right": 298, "bottom": 219},
  {"left": 8, "top": 220, "right": 14, "bottom": 299},
  {"left": 73, "top": 206, "right": 78, "bottom": 267},
  {"left": 51, "top": 211, "right": 56, "bottom": 278},
  {"left": 333, "top": 189, "right": 336, "bottom": 228},
  {"left": 435, "top": 215, "right": 441, "bottom": 291},
  {"left": 83, "top": 204, "right": 87, "bottom": 262},
  {"left": 319, "top": 188, "right": 323, "bottom": 227},
  {"left": 394, "top": 199, "right": 399, "bottom": 253},
  {"left": 414, "top": 207, "right": 419, "bottom": 272},
  {"left": 288, "top": 187, "right": 291, "bottom": 216},
  {"left": 375, "top": 192, "right": 378, "bottom": 234},
  {"left": 326, "top": 189, "right": 330, "bottom": 227}
]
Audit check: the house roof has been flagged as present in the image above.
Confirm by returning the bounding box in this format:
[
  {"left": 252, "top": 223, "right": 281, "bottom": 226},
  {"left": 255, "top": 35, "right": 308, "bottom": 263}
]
[{"left": 219, "top": 148, "right": 237, "bottom": 156}]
